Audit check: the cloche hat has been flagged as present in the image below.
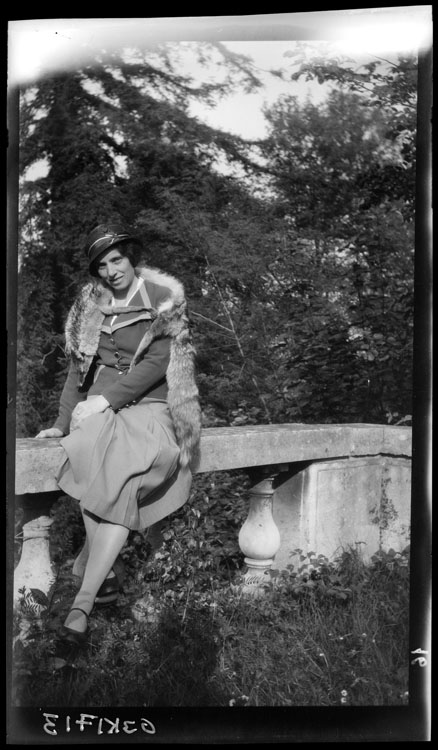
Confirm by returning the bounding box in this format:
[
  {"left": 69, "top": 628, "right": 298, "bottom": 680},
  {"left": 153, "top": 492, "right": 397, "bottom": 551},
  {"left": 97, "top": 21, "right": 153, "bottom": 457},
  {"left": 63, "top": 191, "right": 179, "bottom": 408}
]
[{"left": 85, "top": 222, "right": 142, "bottom": 271}]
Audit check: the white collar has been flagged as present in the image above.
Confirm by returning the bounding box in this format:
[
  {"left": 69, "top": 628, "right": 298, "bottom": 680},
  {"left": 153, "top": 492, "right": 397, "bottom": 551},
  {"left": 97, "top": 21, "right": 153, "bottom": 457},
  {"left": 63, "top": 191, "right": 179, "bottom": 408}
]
[{"left": 111, "top": 275, "right": 143, "bottom": 308}]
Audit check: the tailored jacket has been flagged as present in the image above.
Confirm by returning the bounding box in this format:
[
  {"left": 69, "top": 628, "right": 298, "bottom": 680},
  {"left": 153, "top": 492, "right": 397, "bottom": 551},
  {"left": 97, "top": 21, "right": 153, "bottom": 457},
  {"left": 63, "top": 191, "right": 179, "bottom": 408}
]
[{"left": 54, "top": 266, "right": 202, "bottom": 468}]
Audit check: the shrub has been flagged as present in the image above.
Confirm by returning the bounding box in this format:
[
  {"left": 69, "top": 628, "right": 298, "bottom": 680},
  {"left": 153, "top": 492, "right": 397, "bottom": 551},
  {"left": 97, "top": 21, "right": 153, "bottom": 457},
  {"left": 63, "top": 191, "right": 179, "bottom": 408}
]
[
  {"left": 12, "top": 491, "right": 410, "bottom": 708},
  {"left": 130, "top": 471, "right": 250, "bottom": 599}
]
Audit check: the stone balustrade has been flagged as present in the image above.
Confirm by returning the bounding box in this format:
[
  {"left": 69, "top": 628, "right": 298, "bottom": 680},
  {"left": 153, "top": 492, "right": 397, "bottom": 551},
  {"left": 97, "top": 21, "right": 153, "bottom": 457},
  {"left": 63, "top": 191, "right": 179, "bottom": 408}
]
[{"left": 13, "top": 424, "right": 412, "bottom": 606}]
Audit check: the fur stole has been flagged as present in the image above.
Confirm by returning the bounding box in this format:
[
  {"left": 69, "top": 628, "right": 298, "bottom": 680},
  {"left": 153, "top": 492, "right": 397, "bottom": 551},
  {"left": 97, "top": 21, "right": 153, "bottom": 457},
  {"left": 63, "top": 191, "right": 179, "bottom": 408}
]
[{"left": 64, "top": 266, "right": 201, "bottom": 468}]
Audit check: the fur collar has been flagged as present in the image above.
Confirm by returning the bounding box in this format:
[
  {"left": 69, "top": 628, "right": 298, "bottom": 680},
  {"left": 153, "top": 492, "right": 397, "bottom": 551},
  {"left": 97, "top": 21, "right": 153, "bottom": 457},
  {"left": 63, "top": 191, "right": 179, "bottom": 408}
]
[
  {"left": 65, "top": 266, "right": 184, "bottom": 372},
  {"left": 94, "top": 266, "right": 186, "bottom": 314}
]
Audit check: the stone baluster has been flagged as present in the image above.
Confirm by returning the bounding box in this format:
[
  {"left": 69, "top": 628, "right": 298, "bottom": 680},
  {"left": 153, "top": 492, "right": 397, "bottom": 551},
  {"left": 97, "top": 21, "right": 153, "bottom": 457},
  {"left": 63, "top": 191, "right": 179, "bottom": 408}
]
[
  {"left": 14, "top": 493, "right": 58, "bottom": 616},
  {"left": 238, "top": 467, "right": 286, "bottom": 594}
]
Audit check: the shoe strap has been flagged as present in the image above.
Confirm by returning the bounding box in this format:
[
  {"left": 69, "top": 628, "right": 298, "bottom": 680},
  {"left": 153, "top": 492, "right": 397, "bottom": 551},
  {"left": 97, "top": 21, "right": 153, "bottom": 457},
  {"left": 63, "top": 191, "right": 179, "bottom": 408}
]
[{"left": 69, "top": 606, "right": 89, "bottom": 617}]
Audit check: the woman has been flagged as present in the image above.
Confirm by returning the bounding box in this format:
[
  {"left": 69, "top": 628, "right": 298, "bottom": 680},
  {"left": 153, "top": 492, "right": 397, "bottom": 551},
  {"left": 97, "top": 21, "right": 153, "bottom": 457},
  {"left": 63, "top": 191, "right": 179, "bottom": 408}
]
[{"left": 35, "top": 222, "right": 202, "bottom": 644}]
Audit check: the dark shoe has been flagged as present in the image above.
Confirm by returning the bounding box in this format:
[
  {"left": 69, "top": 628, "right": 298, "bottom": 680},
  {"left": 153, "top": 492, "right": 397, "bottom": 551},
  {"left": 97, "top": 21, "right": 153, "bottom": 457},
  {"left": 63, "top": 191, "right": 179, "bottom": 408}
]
[
  {"left": 94, "top": 577, "right": 119, "bottom": 606},
  {"left": 60, "top": 607, "right": 89, "bottom": 645},
  {"left": 95, "top": 557, "right": 125, "bottom": 606},
  {"left": 113, "top": 555, "right": 126, "bottom": 584}
]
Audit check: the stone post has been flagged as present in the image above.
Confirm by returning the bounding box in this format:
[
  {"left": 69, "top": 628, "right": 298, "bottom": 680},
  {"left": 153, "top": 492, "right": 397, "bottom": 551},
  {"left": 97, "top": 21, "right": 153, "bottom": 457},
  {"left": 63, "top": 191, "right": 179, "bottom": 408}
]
[
  {"left": 238, "top": 469, "right": 285, "bottom": 594},
  {"left": 14, "top": 493, "right": 58, "bottom": 615}
]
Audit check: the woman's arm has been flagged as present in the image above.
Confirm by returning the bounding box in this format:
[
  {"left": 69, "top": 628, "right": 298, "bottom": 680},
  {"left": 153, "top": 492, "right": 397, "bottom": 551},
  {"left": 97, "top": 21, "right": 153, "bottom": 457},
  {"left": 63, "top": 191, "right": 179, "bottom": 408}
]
[
  {"left": 35, "top": 426, "right": 64, "bottom": 439},
  {"left": 50, "top": 362, "right": 88, "bottom": 435},
  {"left": 101, "top": 336, "right": 171, "bottom": 411}
]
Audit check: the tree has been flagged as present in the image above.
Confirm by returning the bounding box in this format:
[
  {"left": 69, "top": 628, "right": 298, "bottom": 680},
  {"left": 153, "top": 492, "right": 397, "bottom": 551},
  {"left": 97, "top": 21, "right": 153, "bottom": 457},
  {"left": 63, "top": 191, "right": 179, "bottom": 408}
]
[
  {"left": 16, "top": 42, "right": 273, "bottom": 435},
  {"left": 284, "top": 45, "right": 417, "bottom": 216},
  {"left": 254, "top": 61, "right": 415, "bottom": 423}
]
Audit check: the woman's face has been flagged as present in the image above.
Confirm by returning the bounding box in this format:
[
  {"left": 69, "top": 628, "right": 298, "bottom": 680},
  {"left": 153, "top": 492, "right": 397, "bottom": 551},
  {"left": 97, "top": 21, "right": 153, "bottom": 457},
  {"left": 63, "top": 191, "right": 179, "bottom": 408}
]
[{"left": 97, "top": 247, "right": 136, "bottom": 293}]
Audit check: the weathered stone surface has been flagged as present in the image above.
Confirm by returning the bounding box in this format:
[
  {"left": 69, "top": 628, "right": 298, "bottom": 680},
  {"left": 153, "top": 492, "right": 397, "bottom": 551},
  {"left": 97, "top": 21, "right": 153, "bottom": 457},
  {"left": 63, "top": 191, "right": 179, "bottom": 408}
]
[
  {"left": 15, "top": 438, "right": 66, "bottom": 495},
  {"left": 13, "top": 516, "right": 57, "bottom": 606},
  {"left": 273, "top": 455, "right": 411, "bottom": 567},
  {"left": 15, "top": 424, "right": 412, "bottom": 494},
  {"left": 378, "top": 457, "right": 412, "bottom": 552}
]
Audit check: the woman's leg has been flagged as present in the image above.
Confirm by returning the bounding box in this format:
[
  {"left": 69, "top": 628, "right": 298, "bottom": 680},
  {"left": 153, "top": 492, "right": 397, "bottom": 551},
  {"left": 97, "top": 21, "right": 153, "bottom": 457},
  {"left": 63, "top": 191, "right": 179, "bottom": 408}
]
[
  {"left": 64, "top": 520, "right": 129, "bottom": 633},
  {"left": 72, "top": 509, "right": 98, "bottom": 577},
  {"left": 73, "top": 510, "right": 120, "bottom": 581}
]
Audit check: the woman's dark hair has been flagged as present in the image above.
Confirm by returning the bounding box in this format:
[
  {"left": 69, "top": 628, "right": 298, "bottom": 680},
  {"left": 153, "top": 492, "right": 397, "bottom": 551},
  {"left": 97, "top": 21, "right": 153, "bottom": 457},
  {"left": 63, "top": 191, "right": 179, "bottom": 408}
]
[{"left": 90, "top": 241, "right": 142, "bottom": 278}]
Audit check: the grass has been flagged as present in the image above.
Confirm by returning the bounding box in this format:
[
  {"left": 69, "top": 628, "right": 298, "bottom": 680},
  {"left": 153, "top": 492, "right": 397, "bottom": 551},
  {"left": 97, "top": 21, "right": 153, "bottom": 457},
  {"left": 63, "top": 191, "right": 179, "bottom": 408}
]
[
  {"left": 11, "top": 518, "right": 410, "bottom": 707},
  {"left": 217, "top": 548, "right": 410, "bottom": 707}
]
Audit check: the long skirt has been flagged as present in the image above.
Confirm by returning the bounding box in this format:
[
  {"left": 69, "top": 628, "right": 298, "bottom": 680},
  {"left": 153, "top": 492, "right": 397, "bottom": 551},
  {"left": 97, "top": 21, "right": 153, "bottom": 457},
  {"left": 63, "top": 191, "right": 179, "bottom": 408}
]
[{"left": 56, "top": 397, "right": 192, "bottom": 531}]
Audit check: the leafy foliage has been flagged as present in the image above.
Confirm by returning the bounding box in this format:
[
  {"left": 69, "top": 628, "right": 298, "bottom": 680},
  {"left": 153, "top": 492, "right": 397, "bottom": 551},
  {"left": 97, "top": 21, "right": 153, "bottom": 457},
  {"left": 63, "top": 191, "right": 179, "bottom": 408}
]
[
  {"left": 11, "top": 539, "right": 410, "bottom": 707},
  {"left": 255, "top": 82, "right": 415, "bottom": 423},
  {"left": 139, "top": 472, "right": 250, "bottom": 595}
]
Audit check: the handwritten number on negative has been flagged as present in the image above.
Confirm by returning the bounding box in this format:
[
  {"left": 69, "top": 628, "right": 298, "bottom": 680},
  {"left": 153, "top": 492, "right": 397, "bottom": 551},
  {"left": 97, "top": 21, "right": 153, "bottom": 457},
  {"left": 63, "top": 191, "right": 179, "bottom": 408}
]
[{"left": 410, "top": 648, "right": 428, "bottom": 667}]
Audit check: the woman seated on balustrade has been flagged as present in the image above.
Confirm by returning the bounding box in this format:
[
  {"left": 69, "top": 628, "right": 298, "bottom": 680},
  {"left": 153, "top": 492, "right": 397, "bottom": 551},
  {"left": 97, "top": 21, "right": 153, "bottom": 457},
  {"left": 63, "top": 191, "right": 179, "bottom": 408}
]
[{"left": 36, "top": 222, "right": 201, "bottom": 644}]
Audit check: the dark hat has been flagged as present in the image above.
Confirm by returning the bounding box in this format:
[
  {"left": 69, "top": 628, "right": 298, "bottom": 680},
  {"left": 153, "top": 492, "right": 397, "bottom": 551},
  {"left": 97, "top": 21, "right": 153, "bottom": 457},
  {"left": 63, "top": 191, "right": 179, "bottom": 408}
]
[{"left": 85, "top": 223, "right": 142, "bottom": 270}]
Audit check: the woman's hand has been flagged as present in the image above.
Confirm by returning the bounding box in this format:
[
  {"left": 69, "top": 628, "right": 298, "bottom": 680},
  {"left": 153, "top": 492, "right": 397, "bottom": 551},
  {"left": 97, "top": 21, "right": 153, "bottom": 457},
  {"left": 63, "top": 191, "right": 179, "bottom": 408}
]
[
  {"left": 35, "top": 427, "right": 64, "bottom": 439},
  {"left": 70, "top": 395, "right": 110, "bottom": 431}
]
